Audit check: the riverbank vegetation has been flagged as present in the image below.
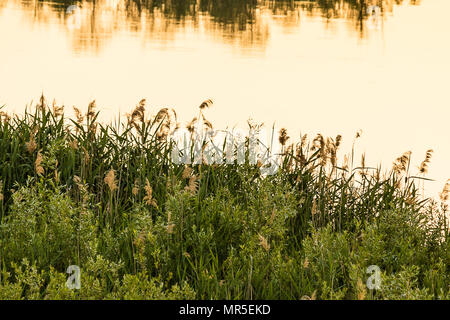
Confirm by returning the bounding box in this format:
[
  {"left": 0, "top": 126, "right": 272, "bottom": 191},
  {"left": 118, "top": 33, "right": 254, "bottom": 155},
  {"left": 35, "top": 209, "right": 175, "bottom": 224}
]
[{"left": 0, "top": 97, "right": 448, "bottom": 299}]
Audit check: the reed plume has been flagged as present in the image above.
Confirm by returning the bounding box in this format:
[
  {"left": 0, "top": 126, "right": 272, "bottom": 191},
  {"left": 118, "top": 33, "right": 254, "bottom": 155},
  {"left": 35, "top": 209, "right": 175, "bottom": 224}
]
[
  {"left": 279, "top": 128, "right": 289, "bottom": 146},
  {"left": 258, "top": 234, "right": 270, "bottom": 252},
  {"left": 418, "top": 149, "right": 433, "bottom": 174},
  {"left": 167, "top": 212, "right": 175, "bottom": 234},
  {"left": 104, "top": 169, "right": 118, "bottom": 192},
  {"left": 143, "top": 178, "right": 158, "bottom": 208},
  {"left": 132, "top": 179, "right": 140, "bottom": 196},
  {"left": 199, "top": 99, "right": 213, "bottom": 110},
  {"left": 35, "top": 150, "right": 44, "bottom": 175},
  {"left": 52, "top": 100, "right": 64, "bottom": 117},
  {"left": 25, "top": 133, "right": 37, "bottom": 154}
]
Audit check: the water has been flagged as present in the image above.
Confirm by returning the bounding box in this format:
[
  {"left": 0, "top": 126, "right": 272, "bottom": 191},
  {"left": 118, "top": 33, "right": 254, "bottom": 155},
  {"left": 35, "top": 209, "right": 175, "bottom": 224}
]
[{"left": 0, "top": 0, "right": 449, "bottom": 198}]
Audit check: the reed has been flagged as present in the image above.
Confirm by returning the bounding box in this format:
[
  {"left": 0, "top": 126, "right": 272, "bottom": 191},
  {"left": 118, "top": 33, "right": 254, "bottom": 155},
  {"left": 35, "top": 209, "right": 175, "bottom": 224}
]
[{"left": 0, "top": 96, "right": 448, "bottom": 300}]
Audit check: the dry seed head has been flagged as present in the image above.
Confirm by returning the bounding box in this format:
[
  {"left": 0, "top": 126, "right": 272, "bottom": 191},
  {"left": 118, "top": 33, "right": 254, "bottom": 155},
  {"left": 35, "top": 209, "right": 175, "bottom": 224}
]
[
  {"left": 104, "top": 169, "right": 118, "bottom": 192},
  {"left": 269, "top": 209, "right": 276, "bottom": 225},
  {"left": 419, "top": 149, "right": 433, "bottom": 174},
  {"left": 185, "top": 175, "right": 199, "bottom": 194},
  {"left": 52, "top": 100, "right": 64, "bottom": 117},
  {"left": 35, "top": 149, "right": 44, "bottom": 176},
  {"left": 25, "top": 134, "right": 37, "bottom": 154},
  {"left": 186, "top": 117, "right": 198, "bottom": 133},
  {"left": 393, "top": 151, "right": 412, "bottom": 175},
  {"left": 258, "top": 234, "right": 270, "bottom": 252},
  {"left": 439, "top": 179, "right": 449, "bottom": 202},
  {"left": 311, "top": 199, "right": 318, "bottom": 216},
  {"left": 199, "top": 99, "right": 213, "bottom": 110},
  {"left": 143, "top": 178, "right": 158, "bottom": 208},
  {"left": 0, "top": 111, "right": 11, "bottom": 123},
  {"left": 132, "top": 179, "right": 140, "bottom": 196},
  {"left": 86, "top": 100, "right": 96, "bottom": 118},
  {"left": 73, "top": 107, "right": 85, "bottom": 124},
  {"left": 82, "top": 146, "right": 90, "bottom": 164},
  {"left": 182, "top": 166, "right": 193, "bottom": 179},
  {"left": 303, "top": 257, "right": 309, "bottom": 268},
  {"left": 167, "top": 211, "right": 175, "bottom": 234},
  {"left": 357, "top": 278, "right": 367, "bottom": 300},
  {"left": 279, "top": 128, "right": 289, "bottom": 146},
  {"left": 68, "top": 139, "right": 78, "bottom": 150}
]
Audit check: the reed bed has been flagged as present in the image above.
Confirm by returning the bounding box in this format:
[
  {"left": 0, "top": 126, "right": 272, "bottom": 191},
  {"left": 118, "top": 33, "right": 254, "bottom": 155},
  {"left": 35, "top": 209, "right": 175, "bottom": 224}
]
[{"left": 0, "top": 96, "right": 448, "bottom": 300}]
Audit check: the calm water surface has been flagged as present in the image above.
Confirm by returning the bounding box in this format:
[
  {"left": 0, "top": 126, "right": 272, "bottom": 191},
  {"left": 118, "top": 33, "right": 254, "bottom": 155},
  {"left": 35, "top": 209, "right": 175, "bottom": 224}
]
[{"left": 0, "top": 0, "right": 449, "bottom": 197}]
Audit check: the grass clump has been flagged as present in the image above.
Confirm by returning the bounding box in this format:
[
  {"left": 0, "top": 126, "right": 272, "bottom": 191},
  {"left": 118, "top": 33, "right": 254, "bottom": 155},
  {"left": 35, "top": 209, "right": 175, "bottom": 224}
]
[{"left": 0, "top": 96, "right": 448, "bottom": 299}]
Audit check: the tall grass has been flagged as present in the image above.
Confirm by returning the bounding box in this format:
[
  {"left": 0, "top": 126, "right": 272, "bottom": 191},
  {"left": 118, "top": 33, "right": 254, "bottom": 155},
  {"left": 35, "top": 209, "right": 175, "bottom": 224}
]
[{"left": 0, "top": 96, "right": 448, "bottom": 299}]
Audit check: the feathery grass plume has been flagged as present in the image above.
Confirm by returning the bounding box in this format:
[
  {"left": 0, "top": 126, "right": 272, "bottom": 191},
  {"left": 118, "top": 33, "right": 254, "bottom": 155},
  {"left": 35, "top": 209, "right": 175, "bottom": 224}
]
[
  {"left": 335, "top": 134, "right": 342, "bottom": 148},
  {"left": 52, "top": 100, "right": 64, "bottom": 117},
  {"left": 295, "top": 143, "right": 307, "bottom": 167},
  {"left": 418, "top": 149, "right": 433, "bottom": 174},
  {"left": 203, "top": 119, "right": 213, "bottom": 130},
  {"left": 186, "top": 117, "right": 198, "bottom": 133},
  {"left": 73, "top": 106, "right": 85, "bottom": 125},
  {"left": 185, "top": 175, "right": 199, "bottom": 194},
  {"left": 35, "top": 149, "right": 44, "bottom": 176},
  {"left": 104, "top": 169, "right": 118, "bottom": 192},
  {"left": 143, "top": 178, "right": 158, "bottom": 208},
  {"left": 0, "top": 180, "right": 3, "bottom": 202},
  {"left": 312, "top": 134, "right": 327, "bottom": 166},
  {"left": 86, "top": 100, "right": 97, "bottom": 118},
  {"left": 278, "top": 128, "right": 289, "bottom": 146},
  {"left": 311, "top": 199, "right": 318, "bottom": 216},
  {"left": 25, "top": 133, "right": 37, "bottom": 154},
  {"left": 258, "top": 234, "right": 270, "bottom": 252},
  {"left": 356, "top": 278, "right": 367, "bottom": 300},
  {"left": 439, "top": 179, "right": 449, "bottom": 202},
  {"left": 182, "top": 166, "right": 193, "bottom": 179},
  {"left": 167, "top": 212, "right": 175, "bottom": 234},
  {"left": 342, "top": 154, "right": 349, "bottom": 172},
  {"left": 393, "top": 151, "right": 412, "bottom": 175},
  {"left": 132, "top": 179, "right": 140, "bottom": 196},
  {"left": 269, "top": 209, "right": 276, "bottom": 225},
  {"left": 199, "top": 99, "right": 213, "bottom": 110},
  {"left": 54, "top": 169, "right": 60, "bottom": 184},
  {"left": 303, "top": 257, "right": 309, "bottom": 268},
  {"left": 359, "top": 153, "right": 367, "bottom": 177},
  {"left": 127, "top": 99, "right": 146, "bottom": 129},
  {"left": 68, "top": 138, "right": 78, "bottom": 150},
  {"left": 0, "top": 111, "right": 11, "bottom": 123},
  {"left": 155, "top": 108, "right": 172, "bottom": 140},
  {"left": 37, "top": 94, "right": 46, "bottom": 112},
  {"left": 81, "top": 146, "right": 90, "bottom": 165}
]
